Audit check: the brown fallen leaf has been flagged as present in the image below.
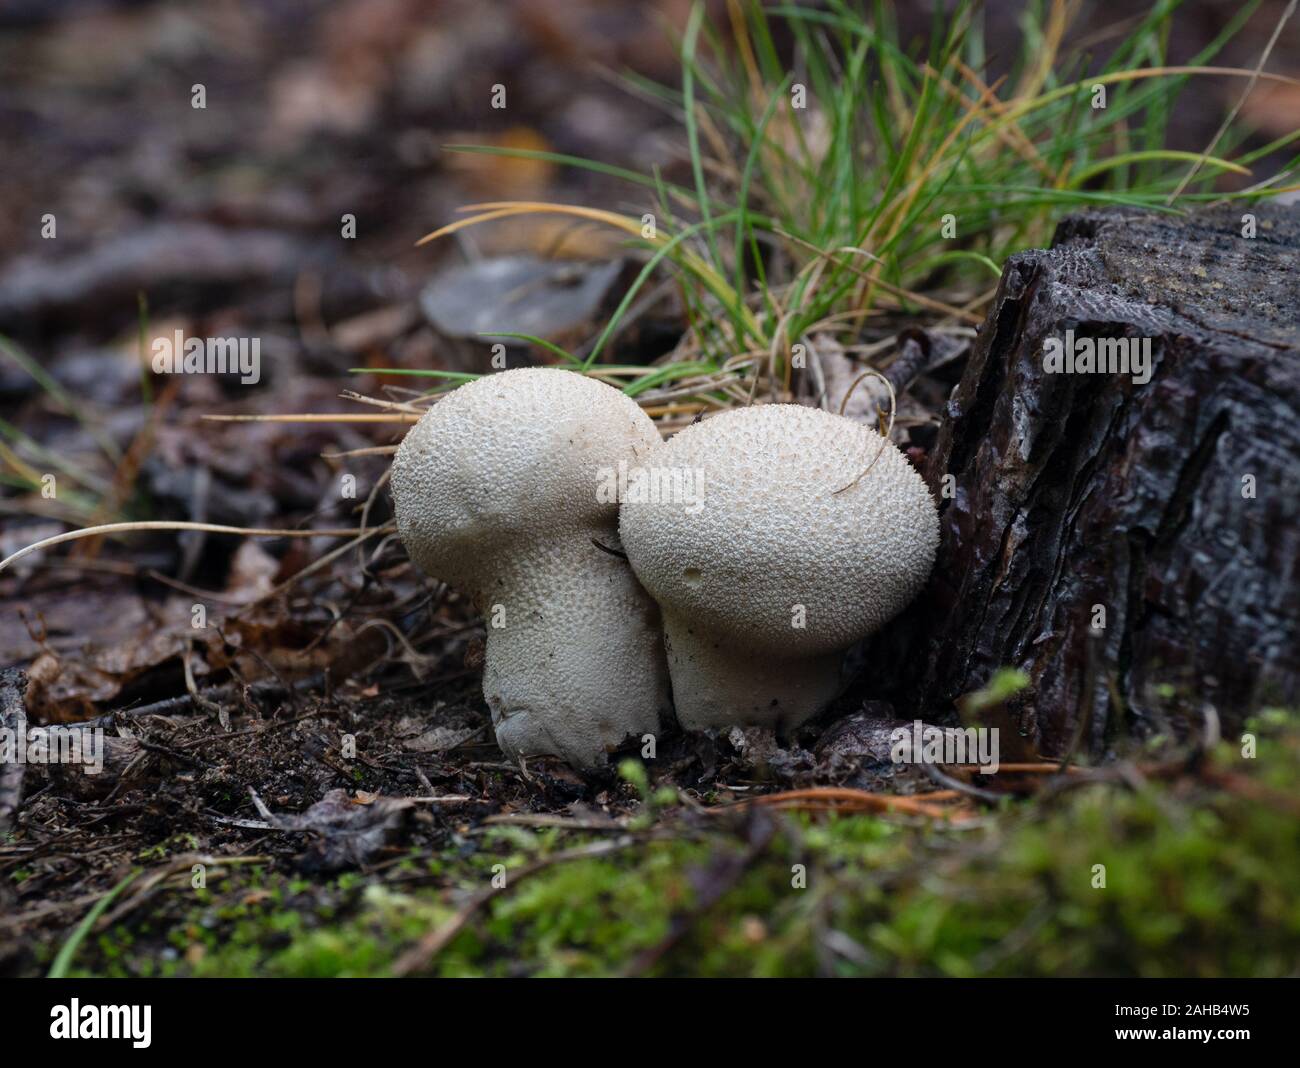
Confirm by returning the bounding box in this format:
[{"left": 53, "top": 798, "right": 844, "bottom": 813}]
[{"left": 248, "top": 787, "right": 412, "bottom": 872}]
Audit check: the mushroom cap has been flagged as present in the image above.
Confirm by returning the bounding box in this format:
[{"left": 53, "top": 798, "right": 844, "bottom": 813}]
[
  {"left": 619, "top": 403, "right": 939, "bottom": 657},
  {"left": 391, "top": 367, "right": 661, "bottom": 588}
]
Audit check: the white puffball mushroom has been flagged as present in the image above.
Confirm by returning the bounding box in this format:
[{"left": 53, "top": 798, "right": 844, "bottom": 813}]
[
  {"left": 390, "top": 367, "right": 671, "bottom": 768},
  {"left": 619, "top": 403, "right": 939, "bottom": 732}
]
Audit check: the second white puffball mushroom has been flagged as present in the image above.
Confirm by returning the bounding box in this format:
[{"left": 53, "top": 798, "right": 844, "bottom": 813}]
[
  {"left": 619, "top": 403, "right": 939, "bottom": 732},
  {"left": 390, "top": 367, "right": 671, "bottom": 768}
]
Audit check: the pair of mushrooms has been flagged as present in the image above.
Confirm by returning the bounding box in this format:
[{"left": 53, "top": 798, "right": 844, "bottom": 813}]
[{"left": 390, "top": 367, "right": 939, "bottom": 768}]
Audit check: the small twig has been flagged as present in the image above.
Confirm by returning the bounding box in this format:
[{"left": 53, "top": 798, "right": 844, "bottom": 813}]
[
  {"left": 247, "top": 524, "right": 394, "bottom": 608},
  {"left": 883, "top": 333, "right": 934, "bottom": 393},
  {"left": 924, "top": 762, "right": 1006, "bottom": 805},
  {"left": 177, "top": 706, "right": 328, "bottom": 749},
  {"left": 217, "top": 625, "right": 298, "bottom": 713},
  {"left": 106, "top": 674, "right": 321, "bottom": 722},
  {"left": 183, "top": 641, "right": 227, "bottom": 731},
  {"left": 479, "top": 813, "right": 625, "bottom": 831},
  {"left": 992, "top": 762, "right": 1090, "bottom": 775},
  {"left": 136, "top": 739, "right": 207, "bottom": 769},
  {"left": 590, "top": 537, "right": 629, "bottom": 560}
]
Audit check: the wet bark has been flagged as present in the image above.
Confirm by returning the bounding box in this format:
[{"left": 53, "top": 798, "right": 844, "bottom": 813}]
[
  {"left": 869, "top": 204, "right": 1300, "bottom": 758},
  {"left": 0, "top": 669, "right": 28, "bottom": 834}
]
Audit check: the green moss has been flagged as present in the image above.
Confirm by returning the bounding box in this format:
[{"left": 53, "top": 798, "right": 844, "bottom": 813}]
[{"left": 57, "top": 719, "right": 1300, "bottom": 977}]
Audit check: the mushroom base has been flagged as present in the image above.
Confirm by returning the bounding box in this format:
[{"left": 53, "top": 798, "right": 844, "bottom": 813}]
[
  {"left": 481, "top": 546, "right": 671, "bottom": 769},
  {"left": 661, "top": 611, "right": 846, "bottom": 733}
]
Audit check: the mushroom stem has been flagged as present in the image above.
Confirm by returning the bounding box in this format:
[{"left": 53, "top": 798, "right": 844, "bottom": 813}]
[
  {"left": 661, "top": 609, "right": 844, "bottom": 732},
  {"left": 483, "top": 544, "right": 669, "bottom": 767}
]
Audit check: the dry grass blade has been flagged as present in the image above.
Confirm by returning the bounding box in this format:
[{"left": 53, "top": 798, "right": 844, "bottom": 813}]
[
  {"left": 834, "top": 369, "right": 897, "bottom": 494},
  {"left": 202, "top": 413, "right": 417, "bottom": 424},
  {"left": 338, "top": 390, "right": 425, "bottom": 416},
  {"left": 1166, "top": 0, "right": 1299, "bottom": 202},
  {"left": 0, "top": 521, "right": 383, "bottom": 572}
]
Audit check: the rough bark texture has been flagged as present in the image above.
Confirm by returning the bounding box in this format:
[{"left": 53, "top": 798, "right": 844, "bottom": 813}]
[
  {"left": 0, "top": 669, "right": 27, "bottom": 834},
  {"left": 869, "top": 204, "right": 1300, "bottom": 758}
]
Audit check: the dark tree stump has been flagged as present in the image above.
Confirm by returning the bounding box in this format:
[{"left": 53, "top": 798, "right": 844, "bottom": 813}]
[{"left": 871, "top": 204, "right": 1300, "bottom": 758}]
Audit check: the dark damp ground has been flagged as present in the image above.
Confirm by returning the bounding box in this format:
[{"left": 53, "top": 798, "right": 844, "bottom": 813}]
[{"left": 2, "top": 0, "right": 1297, "bottom": 977}]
